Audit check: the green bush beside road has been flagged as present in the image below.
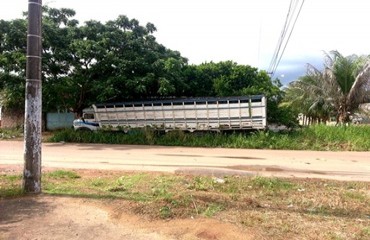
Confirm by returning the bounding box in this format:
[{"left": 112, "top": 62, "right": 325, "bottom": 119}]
[{"left": 49, "top": 125, "right": 370, "bottom": 151}]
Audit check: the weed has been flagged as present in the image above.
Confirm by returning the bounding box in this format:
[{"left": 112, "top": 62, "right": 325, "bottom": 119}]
[
  {"left": 250, "top": 176, "right": 294, "bottom": 191},
  {"left": 0, "top": 127, "right": 23, "bottom": 140},
  {"left": 0, "top": 186, "right": 24, "bottom": 198},
  {"left": 202, "top": 203, "right": 224, "bottom": 217},
  {"left": 1, "top": 174, "right": 22, "bottom": 182},
  {"left": 49, "top": 125, "right": 370, "bottom": 151},
  {"left": 143, "top": 127, "right": 157, "bottom": 145},
  {"left": 46, "top": 170, "right": 80, "bottom": 179},
  {"left": 188, "top": 176, "right": 214, "bottom": 191},
  {"left": 91, "top": 178, "right": 107, "bottom": 187},
  {"left": 343, "top": 191, "right": 367, "bottom": 201},
  {"left": 0, "top": 174, "right": 24, "bottom": 198},
  {"left": 159, "top": 205, "right": 172, "bottom": 219},
  {"left": 359, "top": 227, "right": 370, "bottom": 238},
  {"left": 116, "top": 173, "right": 149, "bottom": 190},
  {"left": 43, "top": 184, "right": 83, "bottom": 195},
  {"left": 327, "top": 232, "right": 347, "bottom": 240},
  {"left": 1, "top": 170, "right": 369, "bottom": 239},
  {"left": 151, "top": 187, "right": 173, "bottom": 200},
  {"left": 108, "top": 186, "right": 126, "bottom": 192}
]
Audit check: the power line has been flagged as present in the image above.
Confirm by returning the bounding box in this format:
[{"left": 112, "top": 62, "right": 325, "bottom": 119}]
[
  {"left": 268, "top": 0, "right": 296, "bottom": 74},
  {"left": 273, "top": 0, "right": 305, "bottom": 78},
  {"left": 267, "top": 0, "right": 305, "bottom": 78}
]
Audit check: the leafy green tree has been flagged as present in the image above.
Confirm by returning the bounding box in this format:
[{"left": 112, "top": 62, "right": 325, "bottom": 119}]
[
  {"left": 184, "top": 61, "right": 280, "bottom": 98},
  {"left": 283, "top": 51, "right": 370, "bottom": 123},
  {"left": 0, "top": 19, "right": 27, "bottom": 109},
  {"left": 1, "top": 7, "right": 189, "bottom": 115},
  {"left": 1, "top": 6, "right": 292, "bottom": 126},
  {"left": 90, "top": 15, "right": 188, "bottom": 102},
  {"left": 183, "top": 61, "right": 287, "bottom": 124},
  {"left": 183, "top": 63, "right": 217, "bottom": 97},
  {"left": 0, "top": 74, "right": 25, "bottom": 109}
]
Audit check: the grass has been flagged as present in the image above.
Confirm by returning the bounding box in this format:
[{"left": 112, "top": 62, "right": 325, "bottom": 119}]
[
  {"left": 48, "top": 125, "right": 370, "bottom": 151},
  {"left": 0, "top": 127, "right": 23, "bottom": 140},
  {"left": 1, "top": 169, "right": 369, "bottom": 239},
  {"left": 46, "top": 170, "right": 81, "bottom": 179},
  {"left": 0, "top": 174, "right": 24, "bottom": 197}
]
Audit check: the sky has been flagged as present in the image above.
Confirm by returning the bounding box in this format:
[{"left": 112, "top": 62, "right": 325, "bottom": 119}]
[{"left": 2, "top": 0, "right": 370, "bottom": 85}]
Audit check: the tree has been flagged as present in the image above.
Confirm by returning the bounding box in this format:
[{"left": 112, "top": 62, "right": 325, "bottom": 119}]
[
  {"left": 90, "top": 17, "right": 188, "bottom": 103},
  {"left": 283, "top": 51, "right": 370, "bottom": 124},
  {"left": 183, "top": 61, "right": 281, "bottom": 97},
  {"left": 1, "top": 6, "right": 290, "bottom": 125},
  {"left": 183, "top": 61, "right": 288, "bottom": 124},
  {"left": 1, "top": 7, "right": 189, "bottom": 115},
  {"left": 0, "top": 19, "right": 27, "bottom": 109}
]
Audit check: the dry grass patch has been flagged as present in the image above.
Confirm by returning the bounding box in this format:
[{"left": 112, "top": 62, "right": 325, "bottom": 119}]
[{"left": 1, "top": 169, "right": 369, "bottom": 240}]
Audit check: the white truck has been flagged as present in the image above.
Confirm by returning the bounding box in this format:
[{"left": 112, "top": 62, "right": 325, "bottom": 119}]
[{"left": 73, "top": 95, "right": 267, "bottom": 132}]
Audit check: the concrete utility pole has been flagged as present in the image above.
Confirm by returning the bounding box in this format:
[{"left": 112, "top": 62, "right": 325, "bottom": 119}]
[{"left": 23, "top": 0, "right": 42, "bottom": 193}]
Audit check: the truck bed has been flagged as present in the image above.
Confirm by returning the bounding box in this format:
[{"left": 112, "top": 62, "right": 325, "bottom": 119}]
[{"left": 92, "top": 96, "right": 267, "bottom": 132}]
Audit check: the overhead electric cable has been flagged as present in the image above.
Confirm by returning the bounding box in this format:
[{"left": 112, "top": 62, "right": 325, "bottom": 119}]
[
  {"left": 271, "top": 0, "right": 305, "bottom": 77},
  {"left": 268, "top": 0, "right": 300, "bottom": 76},
  {"left": 267, "top": 0, "right": 305, "bottom": 78},
  {"left": 268, "top": 0, "right": 295, "bottom": 74}
]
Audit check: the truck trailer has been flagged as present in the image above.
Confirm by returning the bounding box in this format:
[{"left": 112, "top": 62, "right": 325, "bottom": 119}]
[{"left": 73, "top": 95, "right": 267, "bottom": 132}]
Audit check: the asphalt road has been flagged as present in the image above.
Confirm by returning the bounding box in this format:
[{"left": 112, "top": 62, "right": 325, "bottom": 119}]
[{"left": 1, "top": 141, "right": 369, "bottom": 181}]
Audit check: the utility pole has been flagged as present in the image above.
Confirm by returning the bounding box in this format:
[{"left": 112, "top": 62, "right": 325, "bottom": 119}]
[{"left": 23, "top": 0, "right": 42, "bottom": 193}]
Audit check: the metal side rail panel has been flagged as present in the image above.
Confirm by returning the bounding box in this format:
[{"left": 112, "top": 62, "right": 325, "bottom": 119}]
[{"left": 92, "top": 95, "right": 267, "bottom": 131}]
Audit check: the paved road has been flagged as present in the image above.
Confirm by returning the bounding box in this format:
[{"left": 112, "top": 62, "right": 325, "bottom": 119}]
[{"left": 1, "top": 141, "right": 369, "bottom": 181}]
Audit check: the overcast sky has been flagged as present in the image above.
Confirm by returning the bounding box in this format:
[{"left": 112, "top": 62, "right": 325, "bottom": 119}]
[{"left": 2, "top": 0, "right": 370, "bottom": 84}]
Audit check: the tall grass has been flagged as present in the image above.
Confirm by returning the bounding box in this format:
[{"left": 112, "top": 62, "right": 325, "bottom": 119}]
[
  {"left": 48, "top": 125, "right": 370, "bottom": 151},
  {"left": 0, "top": 127, "right": 23, "bottom": 140}
]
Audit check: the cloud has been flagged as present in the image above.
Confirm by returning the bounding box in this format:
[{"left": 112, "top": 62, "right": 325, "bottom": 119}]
[{"left": 274, "top": 55, "right": 323, "bottom": 84}]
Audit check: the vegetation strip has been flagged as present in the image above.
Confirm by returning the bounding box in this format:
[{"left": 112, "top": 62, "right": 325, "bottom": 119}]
[
  {"left": 1, "top": 169, "right": 369, "bottom": 240},
  {"left": 46, "top": 125, "right": 370, "bottom": 151}
]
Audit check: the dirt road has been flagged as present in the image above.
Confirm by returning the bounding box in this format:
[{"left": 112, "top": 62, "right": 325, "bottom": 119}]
[{"left": 1, "top": 141, "right": 369, "bottom": 181}]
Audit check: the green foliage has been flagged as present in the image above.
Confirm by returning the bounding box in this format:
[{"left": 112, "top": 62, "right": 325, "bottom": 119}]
[
  {"left": 1, "top": 6, "right": 292, "bottom": 125},
  {"left": 0, "top": 186, "right": 24, "bottom": 198},
  {"left": 202, "top": 203, "right": 224, "bottom": 217},
  {"left": 0, "top": 74, "right": 25, "bottom": 109},
  {"left": 159, "top": 205, "right": 172, "bottom": 218},
  {"left": 283, "top": 51, "right": 370, "bottom": 123},
  {"left": 1, "top": 7, "right": 189, "bottom": 114},
  {"left": 184, "top": 61, "right": 282, "bottom": 103},
  {"left": 115, "top": 173, "right": 149, "bottom": 190},
  {"left": 1, "top": 170, "right": 369, "bottom": 238},
  {"left": 49, "top": 125, "right": 370, "bottom": 151},
  {"left": 0, "top": 174, "right": 24, "bottom": 198},
  {"left": 343, "top": 191, "right": 367, "bottom": 202},
  {"left": 250, "top": 177, "right": 294, "bottom": 191},
  {"left": 91, "top": 178, "right": 107, "bottom": 187},
  {"left": 46, "top": 170, "right": 81, "bottom": 179},
  {"left": 360, "top": 227, "right": 370, "bottom": 239},
  {"left": 0, "top": 127, "right": 23, "bottom": 139},
  {"left": 269, "top": 100, "right": 299, "bottom": 128},
  {"left": 188, "top": 176, "right": 215, "bottom": 191}
]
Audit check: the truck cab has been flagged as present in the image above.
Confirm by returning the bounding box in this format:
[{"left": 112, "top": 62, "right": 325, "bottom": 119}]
[{"left": 73, "top": 108, "right": 99, "bottom": 131}]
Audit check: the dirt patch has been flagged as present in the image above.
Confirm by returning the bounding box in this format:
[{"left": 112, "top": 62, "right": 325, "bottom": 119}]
[
  {"left": 1, "top": 166, "right": 369, "bottom": 240},
  {"left": 0, "top": 166, "right": 253, "bottom": 239},
  {"left": 0, "top": 195, "right": 252, "bottom": 240}
]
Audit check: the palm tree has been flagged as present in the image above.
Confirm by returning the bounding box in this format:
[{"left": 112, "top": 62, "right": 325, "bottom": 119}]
[
  {"left": 283, "top": 51, "right": 370, "bottom": 124},
  {"left": 284, "top": 68, "right": 333, "bottom": 124}
]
